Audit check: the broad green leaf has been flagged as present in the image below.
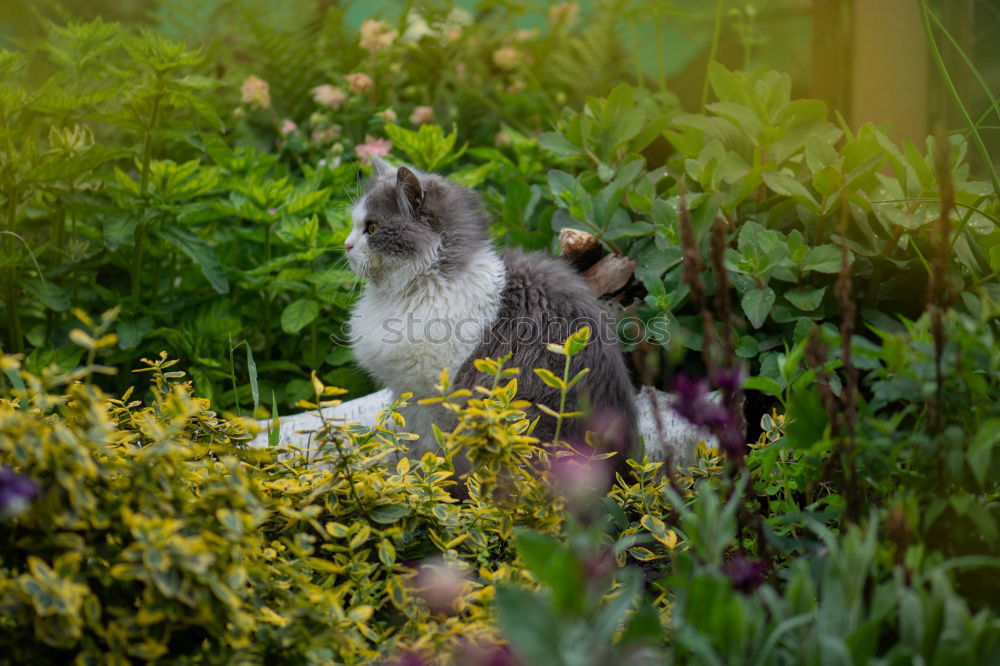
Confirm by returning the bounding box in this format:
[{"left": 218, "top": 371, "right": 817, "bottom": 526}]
[
  {"left": 370, "top": 503, "right": 412, "bottom": 524},
  {"left": 533, "top": 368, "right": 566, "bottom": 390},
  {"left": 280, "top": 299, "right": 320, "bottom": 334},
  {"left": 537, "top": 131, "right": 579, "bottom": 156},
  {"left": 23, "top": 279, "right": 69, "bottom": 312},
  {"left": 116, "top": 316, "right": 153, "bottom": 349},
  {"left": 801, "top": 245, "right": 844, "bottom": 274},
  {"left": 742, "top": 286, "right": 776, "bottom": 328},
  {"left": 565, "top": 326, "right": 591, "bottom": 355},
  {"left": 762, "top": 170, "right": 819, "bottom": 213},
  {"left": 744, "top": 375, "right": 783, "bottom": 398},
  {"left": 103, "top": 211, "right": 141, "bottom": 250},
  {"left": 157, "top": 226, "right": 229, "bottom": 293},
  {"left": 785, "top": 286, "right": 827, "bottom": 311}
]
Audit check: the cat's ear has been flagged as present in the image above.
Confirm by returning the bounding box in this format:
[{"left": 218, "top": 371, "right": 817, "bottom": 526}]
[
  {"left": 396, "top": 166, "right": 424, "bottom": 212},
  {"left": 370, "top": 155, "right": 394, "bottom": 180}
]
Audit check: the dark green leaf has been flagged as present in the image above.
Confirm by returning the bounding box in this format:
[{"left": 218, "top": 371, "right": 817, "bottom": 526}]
[{"left": 157, "top": 226, "right": 230, "bottom": 293}]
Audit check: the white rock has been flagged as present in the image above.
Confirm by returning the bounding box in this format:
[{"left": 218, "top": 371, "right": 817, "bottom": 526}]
[{"left": 248, "top": 386, "right": 716, "bottom": 467}]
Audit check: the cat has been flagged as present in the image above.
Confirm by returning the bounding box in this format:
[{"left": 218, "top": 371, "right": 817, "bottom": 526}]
[{"left": 345, "top": 156, "right": 637, "bottom": 468}]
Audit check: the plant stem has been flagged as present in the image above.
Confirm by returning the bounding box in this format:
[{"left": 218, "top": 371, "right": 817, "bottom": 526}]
[
  {"left": 702, "top": 0, "right": 725, "bottom": 111},
  {"left": 3, "top": 180, "right": 22, "bottom": 353},
  {"left": 133, "top": 86, "right": 163, "bottom": 304},
  {"left": 229, "top": 336, "right": 242, "bottom": 418},
  {"left": 553, "top": 353, "right": 572, "bottom": 445},
  {"left": 655, "top": 6, "right": 667, "bottom": 93},
  {"left": 919, "top": 0, "right": 1000, "bottom": 201},
  {"left": 311, "top": 318, "right": 318, "bottom": 370},
  {"left": 263, "top": 224, "right": 273, "bottom": 361}
]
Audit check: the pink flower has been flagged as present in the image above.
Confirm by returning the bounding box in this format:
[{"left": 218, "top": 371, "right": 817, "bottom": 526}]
[
  {"left": 240, "top": 74, "right": 270, "bottom": 109},
  {"left": 355, "top": 135, "right": 392, "bottom": 165},
  {"left": 514, "top": 28, "right": 538, "bottom": 42},
  {"left": 443, "top": 26, "right": 463, "bottom": 43},
  {"left": 379, "top": 108, "right": 397, "bottom": 123},
  {"left": 344, "top": 72, "right": 373, "bottom": 94},
  {"left": 492, "top": 46, "right": 522, "bottom": 71},
  {"left": 359, "top": 19, "right": 398, "bottom": 52},
  {"left": 549, "top": 448, "right": 611, "bottom": 502},
  {"left": 310, "top": 125, "right": 340, "bottom": 146},
  {"left": 549, "top": 2, "right": 580, "bottom": 27},
  {"left": 409, "top": 105, "right": 434, "bottom": 126},
  {"left": 411, "top": 557, "right": 468, "bottom": 615},
  {"left": 279, "top": 119, "right": 298, "bottom": 136},
  {"left": 506, "top": 79, "right": 526, "bottom": 94},
  {"left": 311, "top": 84, "right": 347, "bottom": 109}
]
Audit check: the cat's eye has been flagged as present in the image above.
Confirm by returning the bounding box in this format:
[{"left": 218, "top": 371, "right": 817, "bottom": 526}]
[{"left": 365, "top": 220, "right": 379, "bottom": 235}]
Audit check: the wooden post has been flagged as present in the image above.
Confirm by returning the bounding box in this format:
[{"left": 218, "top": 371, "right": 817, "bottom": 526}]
[
  {"left": 811, "top": 0, "right": 851, "bottom": 121},
  {"left": 850, "top": 0, "right": 929, "bottom": 146}
]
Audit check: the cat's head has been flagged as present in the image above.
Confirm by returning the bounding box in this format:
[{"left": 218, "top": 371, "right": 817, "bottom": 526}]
[{"left": 345, "top": 156, "right": 489, "bottom": 286}]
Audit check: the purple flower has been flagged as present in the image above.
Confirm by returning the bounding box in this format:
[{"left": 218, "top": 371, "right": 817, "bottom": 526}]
[
  {"left": 453, "top": 643, "right": 521, "bottom": 666},
  {"left": 549, "top": 447, "right": 611, "bottom": 503},
  {"left": 723, "top": 554, "right": 767, "bottom": 594},
  {"left": 0, "top": 466, "right": 38, "bottom": 517},
  {"left": 393, "top": 652, "right": 427, "bottom": 666},
  {"left": 711, "top": 365, "right": 746, "bottom": 396},
  {"left": 717, "top": 427, "right": 745, "bottom": 460},
  {"left": 671, "top": 374, "right": 730, "bottom": 430}
]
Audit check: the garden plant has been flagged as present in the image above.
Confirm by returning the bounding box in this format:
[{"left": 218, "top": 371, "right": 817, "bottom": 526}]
[{"left": 1, "top": 1, "right": 999, "bottom": 664}]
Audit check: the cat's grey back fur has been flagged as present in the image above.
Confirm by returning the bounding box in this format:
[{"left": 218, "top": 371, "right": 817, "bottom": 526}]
[{"left": 453, "top": 248, "right": 638, "bottom": 458}]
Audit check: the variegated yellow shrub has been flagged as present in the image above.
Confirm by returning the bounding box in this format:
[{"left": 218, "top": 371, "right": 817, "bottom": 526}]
[{"left": 0, "top": 343, "right": 702, "bottom": 665}]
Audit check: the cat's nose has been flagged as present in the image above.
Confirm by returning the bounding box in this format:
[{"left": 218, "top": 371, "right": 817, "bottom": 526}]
[{"left": 344, "top": 242, "right": 354, "bottom": 252}]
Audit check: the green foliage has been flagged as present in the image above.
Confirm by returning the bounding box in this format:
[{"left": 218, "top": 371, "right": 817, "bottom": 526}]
[
  {"left": 533, "top": 64, "right": 999, "bottom": 374},
  {"left": 2, "top": 3, "right": 1000, "bottom": 662},
  {"left": 3, "top": 310, "right": 1000, "bottom": 663}
]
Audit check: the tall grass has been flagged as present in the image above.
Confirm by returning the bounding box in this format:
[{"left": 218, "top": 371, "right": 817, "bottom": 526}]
[{"left": 919, "top": 0, "right": 1000, "bottom": 201}]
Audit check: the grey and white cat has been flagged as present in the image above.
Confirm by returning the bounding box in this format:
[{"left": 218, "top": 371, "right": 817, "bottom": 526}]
[{"left": 345, "top": 157, "right": 636, "bottom": 463}]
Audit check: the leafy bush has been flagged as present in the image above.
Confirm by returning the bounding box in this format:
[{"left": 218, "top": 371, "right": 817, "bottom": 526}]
[
  {"left": 3, "top": 310, "right": 999, "bottom": 663},
  {"left": 2, "top": 2, "right": 1000, "bottom": 663}
]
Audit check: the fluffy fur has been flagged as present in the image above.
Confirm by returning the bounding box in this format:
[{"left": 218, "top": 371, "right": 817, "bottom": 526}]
[{"left": 347, "top": 157, "right": 636, "bottom": 464}]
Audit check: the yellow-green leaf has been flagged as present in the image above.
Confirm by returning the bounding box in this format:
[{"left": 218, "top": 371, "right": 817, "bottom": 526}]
[{"left": 533, "top": 368, "right": 566, "bottom": 390}]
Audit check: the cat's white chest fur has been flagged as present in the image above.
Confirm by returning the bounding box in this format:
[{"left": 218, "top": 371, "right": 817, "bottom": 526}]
[{"left": 350, "top": 248, "right": 506, "bottom": 410}]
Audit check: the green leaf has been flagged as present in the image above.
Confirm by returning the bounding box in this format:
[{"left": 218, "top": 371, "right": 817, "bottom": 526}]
[
  {"left": 378, "top": 539, "right": 396, "bottom": 565},
  {"left": 384, "top": 123, "right": 462, "bottom": 171},
  {"left": 968, "top": 420, "right": 1000, "bottom": 485},
  {"left": 370, "top": 504, "right": 412, "bottom": 524},
  {"left": 742, "top": 287, "right": 776, "bottom": 328},
  {"left": 564, "top": 326, "right": 591, "bottom": 356},
  {"left": 280, "top": 299, "right": 320, "bottom": 334},
  {"left": 103, "top": 211, "right": 141, "bottom": 251},
  {"left": 268, "top": 391, "right": 280, "bottom": 447},
  {"left": 245, "top": 344, "right": 259, "bottom": 412},
  {"left": 785, "top": 286, "right": 827, "bottom": 311},
  {"left": 801, "top": 245, "right": 844, "bottom": 273},
  {"left": 533, "top": 368, "right": 566, "bottom": 390},
  {"left": 628, "top": 546, "right": 661, "bottom": 561},
  {"left": 805, "top": 134, "right": 840, "bottom": 172},
  {"left": 157, "top": 226, "right": 229, "bottom": 293},
  {"left": 23, "top": 279, "right": 69, "bottom": 312},
  {"left": 495, "top": 586, "right": 563, "bottom": 665},
  {"left": 762, "top": 171, "right": 819, "bottom": 213},
  {"left": 812, "top": 166, "right": 841, "bottom": 198},
  {"left": 513, "top": 529, "right": 584, "bottom": 613},
  {"left": 116, "top": 316, "right": 153, "bottom": 350},
  {"left": 743, "top": 376, "right": 783, "bottom": 398},
  {"left": 284, "top": 189, "right": 330, "bottom": 216},
  {"left": 537, "top": 131, "right": 580, "bottom": 156}
]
